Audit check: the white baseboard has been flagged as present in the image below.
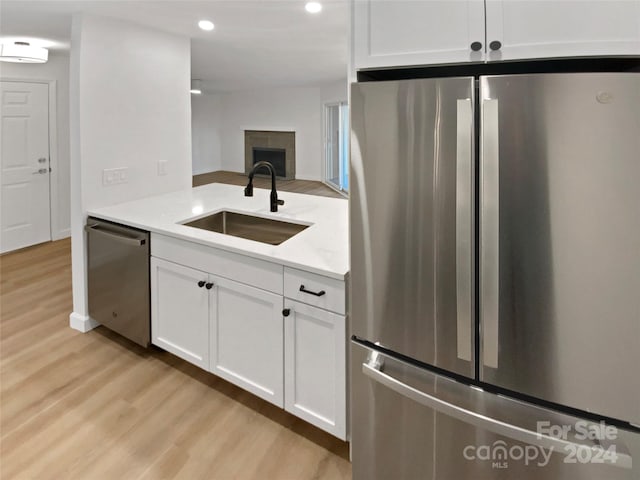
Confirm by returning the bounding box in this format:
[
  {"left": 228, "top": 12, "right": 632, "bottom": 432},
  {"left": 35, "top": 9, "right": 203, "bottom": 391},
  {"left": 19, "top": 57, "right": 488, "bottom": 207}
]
[
  {"left": 69, "top": 312, "right": 100, "bottom": 332},
  {"left": 294, "top": 174, "right": 321, "bottom": 182},
  {"left": 53, "top": 228, "right": 71, "bottom": 241}
]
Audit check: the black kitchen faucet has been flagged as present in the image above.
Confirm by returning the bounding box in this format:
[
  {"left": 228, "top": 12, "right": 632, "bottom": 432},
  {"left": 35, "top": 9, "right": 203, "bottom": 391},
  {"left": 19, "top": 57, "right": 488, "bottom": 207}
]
[{"left": 244, "top": 161, "right": 284, "bottom": 212}]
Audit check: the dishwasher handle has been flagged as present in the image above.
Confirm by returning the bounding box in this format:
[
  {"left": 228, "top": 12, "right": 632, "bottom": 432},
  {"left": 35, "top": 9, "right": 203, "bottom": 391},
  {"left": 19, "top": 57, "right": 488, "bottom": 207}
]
[{"left": 85, "top": 223, "right": 146, "bottom": 247}]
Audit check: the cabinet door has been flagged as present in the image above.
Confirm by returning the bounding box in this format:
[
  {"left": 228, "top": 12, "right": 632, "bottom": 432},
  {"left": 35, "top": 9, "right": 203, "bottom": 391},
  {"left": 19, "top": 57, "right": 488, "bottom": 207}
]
[
  {"left": 485, "top": 0, "right": 640, "bottom": 61},
  {"left": 353, "top": 0, "right": 486, "bottom": 70},
  {"left": 284, "top": 300, "right": 346, "bottom": 439},
  {"left": 210, "top": 277, "right": 284, "bottom": 407},
  {"left": 151, "top": 257, "right": 209, "bottom": 369}
]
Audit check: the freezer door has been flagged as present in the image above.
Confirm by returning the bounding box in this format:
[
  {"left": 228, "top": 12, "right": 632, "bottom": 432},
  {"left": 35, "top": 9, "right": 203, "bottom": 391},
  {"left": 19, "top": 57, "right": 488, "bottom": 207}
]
[
  {"left": 351, "top": 341, "right": 639, "bottom": 480},
  {"left": 350, "top": 77, "right": 475, "bottom": 377},
  {"left": 479, "top": 73, "right": 640, "bottom": 425}
]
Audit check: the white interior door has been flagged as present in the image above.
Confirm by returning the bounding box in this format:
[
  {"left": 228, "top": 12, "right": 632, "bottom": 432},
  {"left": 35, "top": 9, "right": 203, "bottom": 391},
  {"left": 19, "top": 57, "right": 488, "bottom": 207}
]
[{"left": 0, "top": 81, "right": 50, "bottom": 253}]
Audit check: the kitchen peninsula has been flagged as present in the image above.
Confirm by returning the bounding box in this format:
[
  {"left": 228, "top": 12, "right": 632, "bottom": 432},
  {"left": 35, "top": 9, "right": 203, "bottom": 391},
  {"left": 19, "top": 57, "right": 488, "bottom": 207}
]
[{"left": 87, "top": 183, "right": 349, "bottom": 439}]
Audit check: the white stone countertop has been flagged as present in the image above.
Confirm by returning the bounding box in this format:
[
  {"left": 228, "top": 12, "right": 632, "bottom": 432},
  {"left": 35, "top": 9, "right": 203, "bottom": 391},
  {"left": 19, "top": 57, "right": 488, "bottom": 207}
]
[{"left": 86, "top": 183, "right": 349, "bottom": 280}]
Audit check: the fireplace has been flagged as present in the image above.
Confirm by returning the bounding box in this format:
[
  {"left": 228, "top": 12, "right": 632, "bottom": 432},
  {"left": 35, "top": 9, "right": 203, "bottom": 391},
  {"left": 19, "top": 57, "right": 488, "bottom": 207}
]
[
  {"left": 245, "top": 130, "right": 295, "bottom": 180},
  {"left": 252, "top": 147, "right": 286, "bottom": 178}
]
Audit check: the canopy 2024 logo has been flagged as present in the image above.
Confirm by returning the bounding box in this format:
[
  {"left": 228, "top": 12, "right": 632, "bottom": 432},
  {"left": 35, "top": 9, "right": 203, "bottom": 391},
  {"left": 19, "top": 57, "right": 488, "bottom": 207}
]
[
  {"left": 463, "top": 441, "right": 553, "bottom": 469},
  {"left": 462, "top": 421, "right": 622, "bottom": 470}
]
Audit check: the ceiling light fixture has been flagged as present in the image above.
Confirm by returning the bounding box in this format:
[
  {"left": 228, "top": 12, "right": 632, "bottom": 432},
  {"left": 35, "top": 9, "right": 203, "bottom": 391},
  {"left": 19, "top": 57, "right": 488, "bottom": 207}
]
[
  {"left": 190, "top": 79, "right": 203, "bottom": 95},
  {"left": 0, "top": 41, "right": 48, "bottom": 63},
  {"left": 198, "top": 20, "right": 215, "bottom": 31},
  {"left": 305, "top": 2, "right": 322, "bottom": 13}
]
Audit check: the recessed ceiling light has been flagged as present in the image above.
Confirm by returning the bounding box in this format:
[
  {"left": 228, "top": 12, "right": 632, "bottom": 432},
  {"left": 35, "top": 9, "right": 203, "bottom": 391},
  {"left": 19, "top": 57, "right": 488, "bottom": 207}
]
[
  {"left": 0, "top": 42, "right": 48, "bottom": 63},
  {"left": 305, "top": 2, "right": 322, "bottom": 13},
  {"left": 198, "top": 20, "right": 215, "bottom": 31}
]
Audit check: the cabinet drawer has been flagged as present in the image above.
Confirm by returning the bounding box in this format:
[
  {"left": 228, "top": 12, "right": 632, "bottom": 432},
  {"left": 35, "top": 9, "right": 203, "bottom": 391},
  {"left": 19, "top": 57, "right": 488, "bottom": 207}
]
[
  {"left": 284, "top": 267, "right": 345, "bottom": 315},
  {"left": 151, "top": 233, "right": 283, "bottom": 294}
]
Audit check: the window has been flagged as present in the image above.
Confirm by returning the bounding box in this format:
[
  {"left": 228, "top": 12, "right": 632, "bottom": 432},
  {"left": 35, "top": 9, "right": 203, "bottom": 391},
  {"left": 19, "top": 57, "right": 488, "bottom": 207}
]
[{"left": 324, "top": 102, "right": 349, "bottom": 194}]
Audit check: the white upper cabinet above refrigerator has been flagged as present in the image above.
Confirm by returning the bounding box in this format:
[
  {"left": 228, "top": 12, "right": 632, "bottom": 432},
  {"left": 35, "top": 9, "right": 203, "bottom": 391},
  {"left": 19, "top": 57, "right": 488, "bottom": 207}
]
[
  {"left": 486, "top": 0, "right": 640, "bottom": 61},
  {"left": 352, "top": 0, "right": 640, "bottom": 70},
  {"left": 352, "top": 0, "right": 486, "bottom": 69}
]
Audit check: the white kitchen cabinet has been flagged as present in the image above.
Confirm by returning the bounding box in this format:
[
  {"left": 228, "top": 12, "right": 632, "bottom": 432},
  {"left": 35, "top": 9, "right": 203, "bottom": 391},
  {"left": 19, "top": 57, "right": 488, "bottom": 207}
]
[
  {"left": 151, "top": 257, "right": 209, "bottom": 370},
  {"left": 353, "top": 0, "right": 486, "bottom": 69},
  {"left": 485, "top": 0, "right": 640, "bottom": 61},
  {"left": 150, "top": 232, "right": 348, "bottom": 438},
  {"left": 284, "top": 300, "right": 347, "bottom": 439},
  {"left": 353, "top": 0, "right": 640, "bottom": 70},
  {"left": 284, "top": 267, "right": 346, "bottom": 315},
  {"left": 210, "top": 276, "right": 284, "bottom": 407}
]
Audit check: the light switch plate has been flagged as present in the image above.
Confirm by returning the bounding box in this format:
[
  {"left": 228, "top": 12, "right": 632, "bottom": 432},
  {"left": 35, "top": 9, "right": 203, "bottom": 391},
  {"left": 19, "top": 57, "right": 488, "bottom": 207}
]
[{"left": 158, "top": 160, "right": 168, "bottom": 176}]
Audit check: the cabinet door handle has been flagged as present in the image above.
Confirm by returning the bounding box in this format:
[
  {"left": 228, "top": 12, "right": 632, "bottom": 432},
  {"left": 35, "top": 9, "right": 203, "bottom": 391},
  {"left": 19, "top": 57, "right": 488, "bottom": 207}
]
[
  {"left": 205, "top": 282, "right": 214, "bottom": 290},
  {"left": 282, "top": 308, "right": 291, "bottom": 317},
  {"left": 470, "top": 41, "right": 483, "bottom": 52},
  {"left": 489, "top": 40, "right": 502, "bottom": 51},
  {"left": 197, "top": 280, "right": 206, "bottom": 288},
  {"left": 299, "top": 285, "right": 326, "bottom": 297}
]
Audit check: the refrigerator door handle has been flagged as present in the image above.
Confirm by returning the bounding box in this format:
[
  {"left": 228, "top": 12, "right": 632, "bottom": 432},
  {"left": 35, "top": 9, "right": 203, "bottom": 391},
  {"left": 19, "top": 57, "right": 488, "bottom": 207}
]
[
  {"left": 362, "top": 356, "right": 632, "bottom": 469},
  {"left": 456, "top": 99, "right": 473, "bottom": 362},
  {"left": 481, "top": 98, "right": 500, "bottom": 369}
]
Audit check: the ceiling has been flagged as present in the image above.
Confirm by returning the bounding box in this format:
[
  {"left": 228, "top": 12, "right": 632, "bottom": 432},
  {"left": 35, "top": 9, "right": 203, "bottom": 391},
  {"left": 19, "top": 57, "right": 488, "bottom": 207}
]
[{"left": 0, "top": 1, "right": 349, "bottom": 93}]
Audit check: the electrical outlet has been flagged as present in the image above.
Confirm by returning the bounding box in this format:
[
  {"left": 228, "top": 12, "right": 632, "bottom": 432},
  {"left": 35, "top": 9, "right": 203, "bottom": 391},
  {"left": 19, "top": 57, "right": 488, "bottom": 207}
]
[
  {"left": 102, "top": 167, "right": 129, "bottom": 186},
  {"left": 158, "top": 160, "right": 168, "bottom": 176}
]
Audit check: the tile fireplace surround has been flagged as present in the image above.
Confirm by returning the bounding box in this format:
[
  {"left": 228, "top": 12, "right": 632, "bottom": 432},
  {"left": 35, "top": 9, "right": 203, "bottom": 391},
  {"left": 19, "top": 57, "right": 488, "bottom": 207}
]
[{"left": 244, "top": 130, "right": 296, "bottom": 180}]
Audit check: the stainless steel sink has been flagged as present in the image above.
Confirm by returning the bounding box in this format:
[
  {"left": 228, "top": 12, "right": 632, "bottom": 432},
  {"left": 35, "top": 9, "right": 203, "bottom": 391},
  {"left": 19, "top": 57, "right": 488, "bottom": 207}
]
[{"left": 182, "top": 210, "right": 309, "bottom": 245}]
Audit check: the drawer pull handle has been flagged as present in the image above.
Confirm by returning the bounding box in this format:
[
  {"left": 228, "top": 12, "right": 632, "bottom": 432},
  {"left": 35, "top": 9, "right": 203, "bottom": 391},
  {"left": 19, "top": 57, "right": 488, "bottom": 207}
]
[
  {"left": 282, "top": 308, "right": 291, "bottom": 317},
  {"left": 197, "top": 280, "right": 206, "bottom": 288},
  {"left": 205, "top": 282, "right": 214, "bottom": 290},
  {"left": 299, "top": 285, "right": 326, "bottom": 297}
]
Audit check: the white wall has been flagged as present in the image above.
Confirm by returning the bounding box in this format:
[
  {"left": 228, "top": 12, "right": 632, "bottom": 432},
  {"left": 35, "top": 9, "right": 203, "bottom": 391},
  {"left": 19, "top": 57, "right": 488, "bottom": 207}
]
[
  {"left": 321, "top": 80, "right": 349, "bottom": 105},
  {"left": 69, "top": 14, "right": 192, "bottom": 331},
  {"left": 0, "top": 53, "right": 71, "bottom": 240},
  {"left": 192, "top": 80, "right": 347, "bottom": 181},
  {"left": 191, "top": 93, "right": 222, "bottom": 175}
]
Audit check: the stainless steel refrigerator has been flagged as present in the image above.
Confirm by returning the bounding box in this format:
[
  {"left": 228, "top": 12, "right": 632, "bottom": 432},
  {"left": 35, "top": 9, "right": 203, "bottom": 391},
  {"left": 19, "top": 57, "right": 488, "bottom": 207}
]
[{"left": 350, "top": 72, "right": 640, "bottom": 479}]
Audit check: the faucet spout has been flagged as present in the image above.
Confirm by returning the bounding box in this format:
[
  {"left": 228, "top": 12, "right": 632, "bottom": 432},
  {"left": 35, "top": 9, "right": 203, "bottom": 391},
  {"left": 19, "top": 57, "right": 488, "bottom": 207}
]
[{"left": 245, "top": 161, "right": 285, "bottom": 212}]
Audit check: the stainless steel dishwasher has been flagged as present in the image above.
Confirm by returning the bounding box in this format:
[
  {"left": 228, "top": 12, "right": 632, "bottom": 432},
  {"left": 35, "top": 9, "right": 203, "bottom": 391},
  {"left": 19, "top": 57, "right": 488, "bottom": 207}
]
[{"left": 85, "top": 217, "right": 150, "bottom": 347}]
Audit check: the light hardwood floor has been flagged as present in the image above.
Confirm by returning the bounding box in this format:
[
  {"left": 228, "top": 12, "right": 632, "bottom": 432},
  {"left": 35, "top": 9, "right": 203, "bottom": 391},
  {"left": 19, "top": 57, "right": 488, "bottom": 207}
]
[
  {"left": 193, "top": 171, "right": 345, "bottom": 199},
  {"left": 0, "top": 238, "right": 351, "bottom": 479}
]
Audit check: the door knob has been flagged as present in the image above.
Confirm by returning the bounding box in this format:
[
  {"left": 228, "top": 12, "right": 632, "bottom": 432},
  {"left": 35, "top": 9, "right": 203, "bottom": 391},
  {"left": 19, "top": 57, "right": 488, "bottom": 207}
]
[
  {"left": 197, "top": 280, "right": 206, "bottom": 288},
  {"left": 205, "top": 282, "right": 214, "bottom": 290},
  {"left": 282, "top": 308, "right": 291, "bottom": 317},
  {"left": 32, "top": 168, "right": 48, "bottom": 175}
]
